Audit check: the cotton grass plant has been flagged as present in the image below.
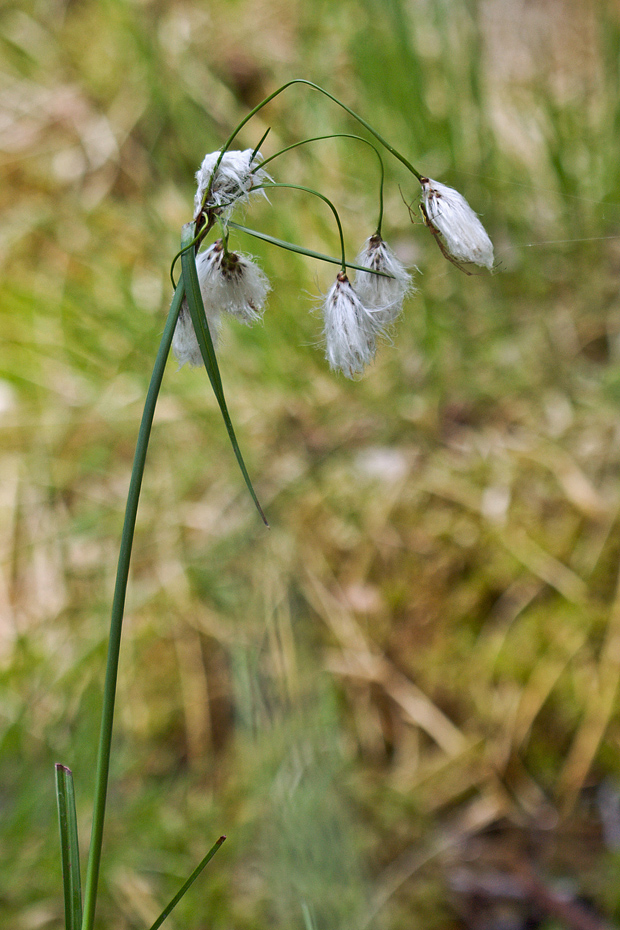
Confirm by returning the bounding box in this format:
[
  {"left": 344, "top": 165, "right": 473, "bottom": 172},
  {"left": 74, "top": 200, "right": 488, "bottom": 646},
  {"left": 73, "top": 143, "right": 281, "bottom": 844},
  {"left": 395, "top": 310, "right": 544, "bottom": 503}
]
[{"left": 54, "top": 79, "right": 493, "bottom": 930}]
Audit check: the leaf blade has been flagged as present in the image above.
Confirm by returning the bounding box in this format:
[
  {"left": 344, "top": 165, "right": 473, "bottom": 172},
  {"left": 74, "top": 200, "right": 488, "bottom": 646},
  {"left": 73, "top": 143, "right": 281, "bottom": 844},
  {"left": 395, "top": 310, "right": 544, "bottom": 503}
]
[
  {"left": 146, "top": 836, "right": 226, "bottom": 930},
  {"left": 180, "top": 225, "right": 268, "bottom": 526},
  {"left": 55, "top": 764, "right": 83, "bottom": 930},
  {"left": 228, "top": 222, "right": 394, "bottom": 276}
]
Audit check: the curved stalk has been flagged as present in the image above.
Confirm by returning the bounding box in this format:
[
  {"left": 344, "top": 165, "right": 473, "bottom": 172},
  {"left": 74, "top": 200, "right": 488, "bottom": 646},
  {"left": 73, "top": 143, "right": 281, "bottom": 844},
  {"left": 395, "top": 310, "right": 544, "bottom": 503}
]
[
  {"left": 256, "top": 181, "right": 348, "bottom": 271},
  {"left": 209, "top": 78, "right": 422, "bottom": 201},
  {"left": 81, "top": 281, "right": 185, "bottom": 930},
  {"left": 170, "top": 216, "right": 217, "bottom": 288},
  {"left": 255, "top": 133, "right": 386, "bottom": 233},
  {"left": 227, "top": 221, "right": 393, "bottom": 277}
]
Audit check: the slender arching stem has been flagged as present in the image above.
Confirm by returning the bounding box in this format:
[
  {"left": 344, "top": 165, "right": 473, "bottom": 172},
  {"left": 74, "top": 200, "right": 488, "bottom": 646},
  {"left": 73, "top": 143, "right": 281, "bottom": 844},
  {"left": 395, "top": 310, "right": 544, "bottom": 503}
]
[
  {"left": 81, "top": 281, "right": 185, "bottom": 930},
  {"left": 256, "top": 181, "right": 348, "bottom": 271},
  {"left": 255, "top": 133, "right": 386, "bottom": 234},
  {"left": 200, "top": 78, "right": 422, "bottom": 214},
  {"left": 227, "top": 221, "right": 395, "bottom": 277},
  {"left": 229, "top": 80, "right": 422, "bottom": 180},
  {"left": 170, "top": 216, "right": 217, "bottom": 288}
]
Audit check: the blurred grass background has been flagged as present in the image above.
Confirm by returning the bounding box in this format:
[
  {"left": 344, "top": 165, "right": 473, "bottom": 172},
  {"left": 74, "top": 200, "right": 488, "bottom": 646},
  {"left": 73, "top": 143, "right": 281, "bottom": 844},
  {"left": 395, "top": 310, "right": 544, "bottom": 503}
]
[{"left": 3, "top": 0, "right": 620, "bottom": 927}]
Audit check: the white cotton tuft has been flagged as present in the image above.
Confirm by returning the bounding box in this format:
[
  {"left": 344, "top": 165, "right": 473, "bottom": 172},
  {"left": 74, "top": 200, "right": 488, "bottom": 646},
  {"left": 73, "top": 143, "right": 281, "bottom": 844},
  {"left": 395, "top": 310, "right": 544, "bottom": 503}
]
[
  {"left": 172, "top": 240, "right": 270, "bottom": 370},
  {"left": 172, "top": 299, "right": 220, "bottom": 369},
  {"left": 420, "top": 177, "right": 494, "bottom": 270},
  {"left": 194, "top": 149, "right": 271, "bottom": 219},
  {"left": 322, "top": 272, "right": 377, "bottom": 378},
  {"left": 354, "top": 234, "right": 414, "bottom": 329},
  {"left": 197, "top": 240, "right": 270, "bottom": 325}
]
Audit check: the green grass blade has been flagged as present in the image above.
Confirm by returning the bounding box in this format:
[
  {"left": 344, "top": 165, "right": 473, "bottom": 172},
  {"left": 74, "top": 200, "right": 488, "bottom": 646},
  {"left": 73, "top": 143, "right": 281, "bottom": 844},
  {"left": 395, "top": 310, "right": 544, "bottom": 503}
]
[
  {"left": 146, "top": 836, "right": 226, "bottom": 930},
  {"left": 55, "top": 764, "right": 83, "bottom": 930},
  {"left": 228, "top": 221, "right": 392, "bottom": 275},
  {"left": 180, "top": 224, "right": 268, "bottom": 526},
  {"left": 81, "top": 280, "right": 186, "bottom": 930},
  {"left": 301, "top": 901, "right": 317, "bottom": 930}
]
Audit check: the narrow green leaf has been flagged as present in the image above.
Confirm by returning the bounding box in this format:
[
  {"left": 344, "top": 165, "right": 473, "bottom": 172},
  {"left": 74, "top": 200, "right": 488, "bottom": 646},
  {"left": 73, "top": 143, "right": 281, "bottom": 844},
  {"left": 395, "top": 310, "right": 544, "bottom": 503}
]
[
  {"left": 55, "top": 764, "right": 83, "bottom": 930},
  {"left": 146, "top": 836, "right": 226, "bottom": 930},
  {"left": 228, "top": 222, "right": 394, "bottom": 276},
  {"left": 180, "top": 224, "right": 269, "bottom": 526},
  {"left": 301, "top": 902, "right": 317, "bottom": 930},
  {"left": 251, "top": 126, "right": 271, "bottom": 162},
  {"left": 81, "top": 279, "right": 186, "bottom": 930}
]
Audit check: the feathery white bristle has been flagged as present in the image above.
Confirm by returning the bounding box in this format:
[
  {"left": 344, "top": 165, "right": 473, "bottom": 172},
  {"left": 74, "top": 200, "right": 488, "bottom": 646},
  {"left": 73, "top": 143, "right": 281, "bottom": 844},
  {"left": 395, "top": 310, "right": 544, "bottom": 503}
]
[
  {"left": 194, "top": 149, "right": 271, "bottom": 219},
  {"left": 354, "top": 234, "right": 414, "bottom": 329},
  {"left": 421, "top": 178, "right": 494, "bottom": 270},
  {"left": 323, "top": 272, "right": 377, "bottom": 378}
]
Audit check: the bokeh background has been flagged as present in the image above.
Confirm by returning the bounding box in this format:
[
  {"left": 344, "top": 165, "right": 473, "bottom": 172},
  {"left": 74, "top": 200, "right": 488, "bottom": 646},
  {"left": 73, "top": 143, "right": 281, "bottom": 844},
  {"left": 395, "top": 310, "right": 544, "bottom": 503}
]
[{"left": 3, "top": 0, "right": 620, "bottom": 928}]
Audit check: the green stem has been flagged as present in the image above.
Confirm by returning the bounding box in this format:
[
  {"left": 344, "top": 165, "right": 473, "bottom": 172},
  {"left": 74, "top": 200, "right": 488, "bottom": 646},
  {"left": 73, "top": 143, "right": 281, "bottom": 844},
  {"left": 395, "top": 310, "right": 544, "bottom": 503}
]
[
  {"left": 251, "top": 126, "right": 271, "bottom": 163},
  {"left": 257, "top": 181, "right": 348, "bottom": 271},
  {"left": 170, "top": 236, "right": 200, "bottom": 289},
  {"left": 217, "top": 78, "right": 422, "bottom": 184},
  {"left": 170, "top": 216, "right": 217, "bottom": 289},
  {"left": 255, "top": 133, "right": 386, "bottom": 233},
  {"left": 227, "top": 221, "right": 394, "bottom": 276},
  {"left": 81, "top": 281, "right": 185, "bottom": 930},
  {"left": 146, "top": 836, "right": 226, "bottom": 930}
]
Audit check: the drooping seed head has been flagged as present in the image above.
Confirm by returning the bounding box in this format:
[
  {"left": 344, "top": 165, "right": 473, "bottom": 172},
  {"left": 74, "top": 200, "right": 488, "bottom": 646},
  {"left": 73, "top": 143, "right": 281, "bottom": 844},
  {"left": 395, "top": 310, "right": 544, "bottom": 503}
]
[
  {"left": 354, "top": 234, "right": 414, "bottom": 329},
  {"left": 197, "top": 240, "right": 270, "bottom": 325},
  {"left": 194, "top": 149, "right": 271, "bottom": 219},
  {"left": 322, "top": 271, "right": 377, "bottom": 378},
  {"left": 420, "top": 177, "right": 494, "bottom": 270}
]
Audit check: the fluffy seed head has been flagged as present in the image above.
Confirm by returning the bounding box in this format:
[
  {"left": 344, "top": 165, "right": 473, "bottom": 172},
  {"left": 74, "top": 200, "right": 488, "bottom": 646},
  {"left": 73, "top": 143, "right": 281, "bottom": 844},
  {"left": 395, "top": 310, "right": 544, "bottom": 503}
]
[
  {"left": 197, "top": 240, "right": 270, "bottom": 325},
  {"left": 171, "top": 238, "right": 269, "bottom": 369},
  {"left": 354, "top": 234, "right": 414, "bottom": 328},
  {"left": 194, "top": 149, "right": 270, "bottom": 219},
  {"left": 420, "top": 177, "right": 494, "bottom": 270},
  {"left": 172, "top": 299, "right": 220, "bottom": 369},
  {"left": 323, "top": 271, "right": 377, "bottom": 378}
]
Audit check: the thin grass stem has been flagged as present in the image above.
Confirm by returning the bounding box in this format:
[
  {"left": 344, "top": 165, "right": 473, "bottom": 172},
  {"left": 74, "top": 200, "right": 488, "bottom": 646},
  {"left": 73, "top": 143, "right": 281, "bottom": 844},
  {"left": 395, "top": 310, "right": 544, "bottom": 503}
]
[
  {"left": 55, "top": 764, "right": 82, "bottom": 930},
  {"left": 227, "top": 221, "right": 394, "bottom": 276},
  {"left": 80, "top": 280, "right": 185, "bottom": 930},
  {"left": 255, "top": 181, "right": 348, "bottom": 270},
  {"left": 146, "top": 836, "right": 226, "bottom": 930},
  {"left": 205, "top": 78, "right": 422, "bottom": 211},
  {"left": 170, "top": 216, "right": 216, "bottom": 288},
  {"left": 255, "top": 133, "right": 386, "bottom": 233}
]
